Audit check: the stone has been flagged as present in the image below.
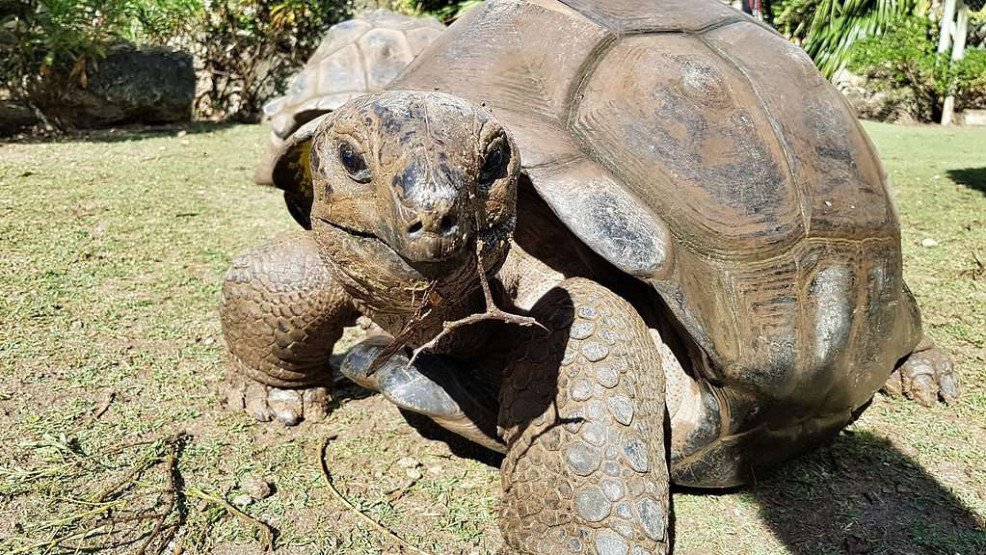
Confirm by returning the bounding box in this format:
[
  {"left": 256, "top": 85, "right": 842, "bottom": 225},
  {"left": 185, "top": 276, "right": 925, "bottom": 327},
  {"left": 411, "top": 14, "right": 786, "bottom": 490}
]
[
  {"left": 961, "top": 109, "right": 986, "bottom": 126},
  {"left": 32, "top": 44, "right": 195, "bottom": 128},
  {"left": 832, "top": 68, "right": 921, "bottom": 123},
  {"left": 0, "top": 101, "right": 39, "bottom": 136},
  {"left": 397, "top": 456, "right": 420, "bottom": 469},
  {"left": 239, "top": 477, "right": 275, "bottom": 500}
]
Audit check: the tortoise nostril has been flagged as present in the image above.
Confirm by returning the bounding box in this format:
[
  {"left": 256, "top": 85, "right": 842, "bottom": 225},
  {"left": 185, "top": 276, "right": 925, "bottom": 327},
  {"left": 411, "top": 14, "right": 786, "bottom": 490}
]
[
  {"left": 440, "top": 214, "right": 457, "bottom": 234},
  {"left": 407, "top": 220, "right": 423, "bottom": 235}
]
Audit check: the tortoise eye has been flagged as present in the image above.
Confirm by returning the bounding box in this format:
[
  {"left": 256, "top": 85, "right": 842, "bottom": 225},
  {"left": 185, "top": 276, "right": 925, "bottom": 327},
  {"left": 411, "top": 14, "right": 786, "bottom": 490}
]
[
  {"left": 480, "top": 139, "right": 509, "bottom": 188},
  {"left": 338, "top": 142, "right": 371, "bottom": 183}
]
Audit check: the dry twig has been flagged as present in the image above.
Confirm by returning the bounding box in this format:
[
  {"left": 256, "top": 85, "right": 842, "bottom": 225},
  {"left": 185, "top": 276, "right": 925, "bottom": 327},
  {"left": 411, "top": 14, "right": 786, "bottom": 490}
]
[
  {"left": 366, "top": 239, "right": 545, "bottom": 376},
  {"left": 92, "top": 388, "right": 116, "bottom": 420},
  {"left": 407, "top": 239, "right": 545, "bottom": 367},
  {"left": 7, "top": 433, "right": 188, "bottom": 555},
  {"left": 186, "top": 488, "right": 275, "bottom": 552},
  {"left": 318, "top": 436, "right": 432, "bottom": 555},
  {"left": 135, "top": 436, "right": 183, "bottom": 555}
]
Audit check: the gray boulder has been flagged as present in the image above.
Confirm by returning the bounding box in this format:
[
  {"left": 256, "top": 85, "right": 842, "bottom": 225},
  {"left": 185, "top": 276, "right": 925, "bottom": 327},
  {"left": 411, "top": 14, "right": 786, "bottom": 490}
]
[
  {"left": 0, "top": 101, "right": 39, "bottom": 136},
  {"left": 35, "top": 45, "right": 195, "bottom": 128}
]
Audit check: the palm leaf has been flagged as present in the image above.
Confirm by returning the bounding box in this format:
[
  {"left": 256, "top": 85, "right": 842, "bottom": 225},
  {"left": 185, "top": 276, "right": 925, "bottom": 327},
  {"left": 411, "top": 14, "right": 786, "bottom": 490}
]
[{"left": 778, "top": 0, "right": 926, "bottom": 78}]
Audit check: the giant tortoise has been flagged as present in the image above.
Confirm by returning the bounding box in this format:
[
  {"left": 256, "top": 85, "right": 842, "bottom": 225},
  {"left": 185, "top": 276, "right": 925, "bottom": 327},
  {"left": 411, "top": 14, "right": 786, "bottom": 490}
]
[
  {"left": 221, "top": 1, "right": 957, "bottom": 552},
  {"left": 254, "top": 9, "right": 444, "bottom": 226}
]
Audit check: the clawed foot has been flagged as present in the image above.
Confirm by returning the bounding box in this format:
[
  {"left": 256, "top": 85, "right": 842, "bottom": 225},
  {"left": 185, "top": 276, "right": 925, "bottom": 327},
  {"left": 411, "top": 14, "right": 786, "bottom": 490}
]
[
  {"left": 222, "top": 373, "right": 331, "bottom": 426},
  {"left": 883, "top": 343, "right": 959, "bottom": 407}
]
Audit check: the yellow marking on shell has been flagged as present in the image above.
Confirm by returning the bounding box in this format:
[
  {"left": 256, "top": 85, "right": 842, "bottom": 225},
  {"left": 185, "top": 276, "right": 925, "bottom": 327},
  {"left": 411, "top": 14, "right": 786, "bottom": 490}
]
[{"left": 300, "top": 141, "right": 313, "bottom": 184}]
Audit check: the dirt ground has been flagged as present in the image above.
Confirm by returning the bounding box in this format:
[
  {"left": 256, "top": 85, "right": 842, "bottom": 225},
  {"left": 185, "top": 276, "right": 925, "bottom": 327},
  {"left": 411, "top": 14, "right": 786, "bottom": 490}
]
[{"left": 0, "top": 122, "right": 984, "bottom": 554}]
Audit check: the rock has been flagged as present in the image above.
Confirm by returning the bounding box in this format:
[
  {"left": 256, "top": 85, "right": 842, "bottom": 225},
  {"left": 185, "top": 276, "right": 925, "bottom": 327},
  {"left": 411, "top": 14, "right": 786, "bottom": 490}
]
[
  {"left": 396, "top": 456, "right": 420, "bottom": 469},
  {"left": 921, "top": 238, "right": 938, "bottom": 248},
  {"left": 239, "top": 477, "right": 275, "bottom": 500},
  {"left": 0, "top": 101, "right": 40, "bottom": 136},
  {"left": 33, "top": 44, "right": 195, "bottom": 128},
  {"left": 961, "top": 109, "right": 986, "bottom": 126},
  {"left": 231, "top": 494, "right": 254, "bottom": 506}
]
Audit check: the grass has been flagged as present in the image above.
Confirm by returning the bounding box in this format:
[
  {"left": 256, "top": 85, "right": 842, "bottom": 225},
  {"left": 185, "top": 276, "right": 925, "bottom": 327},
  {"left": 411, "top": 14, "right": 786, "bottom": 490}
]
[{"left": 0, "top": 121, "right": 984, "bottom": 554}]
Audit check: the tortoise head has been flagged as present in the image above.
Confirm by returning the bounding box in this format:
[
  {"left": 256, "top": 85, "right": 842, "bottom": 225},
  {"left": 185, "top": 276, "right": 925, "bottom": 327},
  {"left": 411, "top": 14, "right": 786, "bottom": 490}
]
[{"left": 307, "top": 91, "right": 520, "bottom": 312}]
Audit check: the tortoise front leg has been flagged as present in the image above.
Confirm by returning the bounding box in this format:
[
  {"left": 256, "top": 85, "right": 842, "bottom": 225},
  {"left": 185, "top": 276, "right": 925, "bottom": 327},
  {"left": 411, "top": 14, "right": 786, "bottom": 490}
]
[
  {"left": 220, "top": 231, "right": 359, "bottom": 425},
  {"left": 338, "top": 335, "right": 507, "bottom": 453},
  {"left": 499, "top": 278, "right": 670, "bottom": 555}
]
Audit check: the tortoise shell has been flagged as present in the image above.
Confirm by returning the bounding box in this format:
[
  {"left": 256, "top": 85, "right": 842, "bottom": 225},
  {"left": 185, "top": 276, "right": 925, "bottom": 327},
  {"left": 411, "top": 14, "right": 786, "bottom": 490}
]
[
  {"left": 276, "top": 0, "right": 922, "bottom": 484},
  {"left": 388, "top": 0, "right": 922, "bottom": 447},
  {"left": 255, "top": 10, "right": 444, "bottom": 186}
]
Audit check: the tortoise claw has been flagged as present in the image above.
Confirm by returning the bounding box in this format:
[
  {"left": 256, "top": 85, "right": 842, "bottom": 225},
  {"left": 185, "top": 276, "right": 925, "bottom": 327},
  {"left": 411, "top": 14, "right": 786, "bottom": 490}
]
[
  {"left": 222, "top": 373, "right": 331, "bottom": 426},
  {"left": 884, "top": 343, "right": 958, "bottom": 407}
]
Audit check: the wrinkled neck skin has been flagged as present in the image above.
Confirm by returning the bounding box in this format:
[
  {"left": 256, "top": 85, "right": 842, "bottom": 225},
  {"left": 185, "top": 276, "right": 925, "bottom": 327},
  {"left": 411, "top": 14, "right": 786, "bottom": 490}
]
[{"left": 313, "top": 215, "right": 514, "bottom": 349}]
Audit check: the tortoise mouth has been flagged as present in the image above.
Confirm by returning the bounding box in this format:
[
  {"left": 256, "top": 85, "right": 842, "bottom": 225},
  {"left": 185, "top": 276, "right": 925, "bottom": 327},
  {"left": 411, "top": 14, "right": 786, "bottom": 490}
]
[
  {"left": 314, "top": 215, "right": 511, "bottom": 281},
  {"left": 316, "top": 217, "right": 378, "bottom": 242}
]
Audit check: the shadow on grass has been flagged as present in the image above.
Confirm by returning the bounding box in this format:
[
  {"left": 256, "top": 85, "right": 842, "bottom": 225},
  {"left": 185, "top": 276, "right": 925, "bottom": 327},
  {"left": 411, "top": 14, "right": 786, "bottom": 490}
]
[
  {"left": 947, "top": 167, "right": 986, "bottom": 196},
  {"left": 414, "top": 409, "right": 986, "bottom": 553},
  {"left": 750, "top": 430, "right": 986, "bottom": 554},
  {"left": 3, "top": 121, "right": 239, "bottom": 144},
  {"left": 399, "top": 409, "right": 505, "bottom": 468}
]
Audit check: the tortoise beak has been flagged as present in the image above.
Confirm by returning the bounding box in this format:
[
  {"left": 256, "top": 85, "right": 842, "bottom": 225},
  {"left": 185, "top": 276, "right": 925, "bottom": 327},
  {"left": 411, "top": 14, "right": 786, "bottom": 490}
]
[{"left": 388, "top": 160, "right": 474, "bottom": 263}]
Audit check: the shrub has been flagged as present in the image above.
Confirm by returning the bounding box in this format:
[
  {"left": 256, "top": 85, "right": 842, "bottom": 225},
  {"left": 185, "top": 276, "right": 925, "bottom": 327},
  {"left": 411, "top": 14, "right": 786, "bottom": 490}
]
[
  {"left": 191, "top": 0, "right": 352, "bottom": 122},
  {"left": 406, "top": 0, "right": 481, "bottom": 22},
  {"left": 849, "top": 17, "right": 986, "bottom": 121}
]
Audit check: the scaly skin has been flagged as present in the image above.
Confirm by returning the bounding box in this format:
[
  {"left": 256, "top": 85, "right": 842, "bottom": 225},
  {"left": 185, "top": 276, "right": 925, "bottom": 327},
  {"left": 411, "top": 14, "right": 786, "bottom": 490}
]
[
  {"left": 219, "top": 231, "right": 358, "bottom": 424},
  {"left": 499, "top": 278, "right": 669, "bottom": 555},
  {"left": 883, "top": 338, "right": 959, "bottom": 406}
]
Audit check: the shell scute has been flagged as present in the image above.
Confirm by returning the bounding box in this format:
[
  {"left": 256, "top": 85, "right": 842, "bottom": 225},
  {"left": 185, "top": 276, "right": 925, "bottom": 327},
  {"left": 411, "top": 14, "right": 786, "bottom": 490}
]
[
  {"left": 572, "top": 33, "right": 803, "bottom": 259},
  {"left": 359, "top": 28, "right": 416, "bottom": 90},
  {"left": 315, "top": 44, "right": 366, "bottom": 97},
  {"left": 557, "top": 0, "right": 744, "bottom": 33},
  {"left": 703, "top": 22, "right": 895, "bottom": 238}
]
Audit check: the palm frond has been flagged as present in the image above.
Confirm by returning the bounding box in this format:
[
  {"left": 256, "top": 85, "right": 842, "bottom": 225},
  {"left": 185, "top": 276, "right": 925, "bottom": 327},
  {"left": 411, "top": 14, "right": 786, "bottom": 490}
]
[{"left": 777, "top": 0, "right": 926, "bottom": 78}]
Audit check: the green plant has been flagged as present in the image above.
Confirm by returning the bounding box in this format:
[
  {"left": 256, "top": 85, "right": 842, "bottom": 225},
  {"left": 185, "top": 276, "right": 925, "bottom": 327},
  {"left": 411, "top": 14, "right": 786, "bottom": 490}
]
[
  {"left": 773, "top": 0, "right": 927, "bottom": 78},
  {"left": 849, "top": 16, "right": 986, "bottom": 120},
  {"left": 404, "top": 0, "right": 481, "bottom": 23},
  {"left": 192, "top": 0, "right": 351, "bottom": 122}
]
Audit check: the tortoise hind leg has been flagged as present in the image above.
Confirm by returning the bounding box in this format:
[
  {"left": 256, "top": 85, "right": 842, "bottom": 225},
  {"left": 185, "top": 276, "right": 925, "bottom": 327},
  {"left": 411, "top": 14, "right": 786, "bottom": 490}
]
[
  {"left": 220, "top": 231, "right": 359, "bottom": 425},
  {"left": 883, "top": 338, "right": 959, "bottom": 406},
  {"left": 499, "top": 278, "right": 669, "bottom": 555}
]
